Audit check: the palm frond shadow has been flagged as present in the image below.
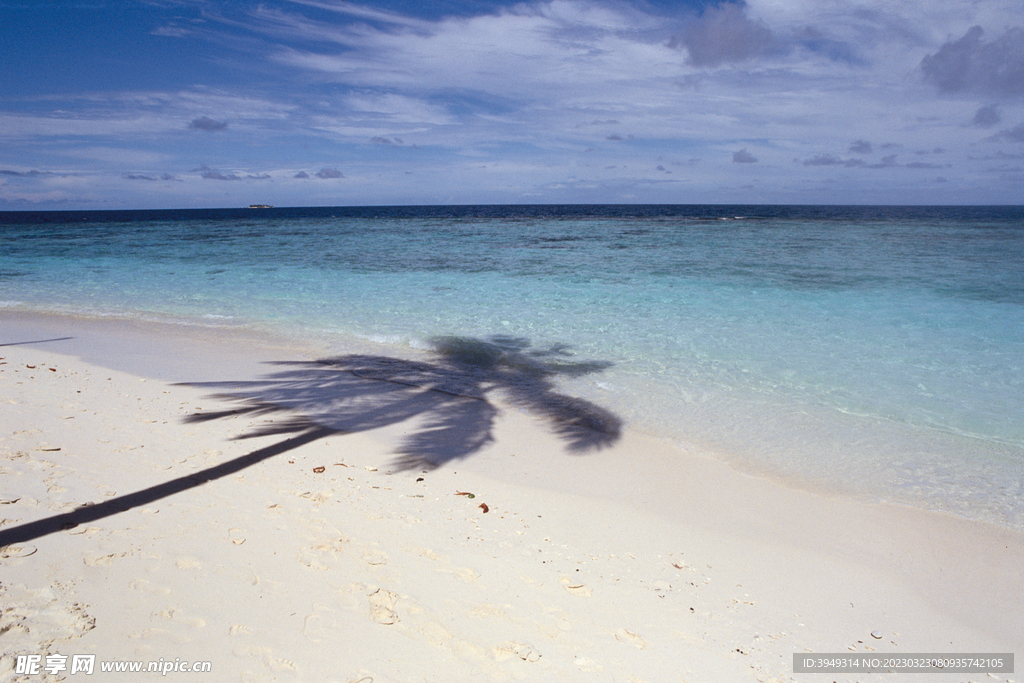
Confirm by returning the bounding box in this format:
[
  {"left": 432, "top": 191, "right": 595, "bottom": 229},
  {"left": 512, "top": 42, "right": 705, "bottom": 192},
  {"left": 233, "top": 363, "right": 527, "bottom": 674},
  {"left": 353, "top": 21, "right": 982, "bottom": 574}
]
[
  {"left": 183, "top": 335, "right": 622, "bottom": 471},
  {"left": 0, "top": 336, "right": 621, "bottom": 548}
]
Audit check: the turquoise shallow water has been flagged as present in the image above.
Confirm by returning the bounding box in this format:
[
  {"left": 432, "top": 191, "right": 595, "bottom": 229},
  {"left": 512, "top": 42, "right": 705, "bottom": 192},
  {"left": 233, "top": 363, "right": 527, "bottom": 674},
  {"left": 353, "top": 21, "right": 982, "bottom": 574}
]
[{"left": 3, "top": 205, "right": 1023, "bottom": 528}]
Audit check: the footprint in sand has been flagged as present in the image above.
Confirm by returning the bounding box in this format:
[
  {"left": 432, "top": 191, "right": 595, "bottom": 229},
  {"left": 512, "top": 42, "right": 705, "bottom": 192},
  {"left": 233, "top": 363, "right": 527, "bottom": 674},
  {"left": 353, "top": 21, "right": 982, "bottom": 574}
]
[
  {"left": 452, "top": 566, "right": 480, "bottom": 582},
  {"left": 419, "top": 621, "right": 455, "bottom": 648},
  {"left": 267, "top": 658, "right": 297, "bottom": 672},
  {"left": 615, "top": 627, "right": 647, "bottom": 649},
  {"left": 362, "top": 549, "right": 388, "bottom": 566},
  {"left": 418, "top": 547, "right": 442, "bottom": 561},
  {"left": 297, "top": 548, "right": 331, "bottom": 571},
  {"left": 83, "top": 552, "right": 123, "bottom": 566},
  {"left": 518, "top": 573, "right": 544, "bottom": 587},
  {"left": 302, "top": 613, "right": 330, "bottom": 642},
  {"left": 344, "top": 673, "right": 375, "bottom": 683},
  {"left": 1, "top": 545, "right": 37, "bottom": 559},
  {"left": 560, "top": 576, "right": 592, "bottom": 597},
  {"left": 232, "top": 646, "right": 296, "bottom": 672},
  {"left": 468, "top": 604, "right": 507, "bottom": 619},
  {"left": 494, "top": 641, "right": 542, "bottom": 663},
  {"left": 241, "top": 567, "right": 260, "bottom": 586},
  {"left": 574, "top": 657, "right": 604, "bottom": 673},
  {"left": 299, "top": 489, "right": 333, "bottom": 505},
  {"left": 0, "top": 583, "right": 97, "bottom": 642},
  {"left": 313, "top": 537, "right": 346, "bottom": 555},
  {"left": 368, "top": 588, "right": 400, "bottom": 625},
  {"left": 175, "top": 556, "right": 202, "bottom": 571},
  {"left": 333, "top": 584, "right": 365, "bottom": 613},
  {"left": 156, "top": 609, "right": 206, "bottom": 629}
]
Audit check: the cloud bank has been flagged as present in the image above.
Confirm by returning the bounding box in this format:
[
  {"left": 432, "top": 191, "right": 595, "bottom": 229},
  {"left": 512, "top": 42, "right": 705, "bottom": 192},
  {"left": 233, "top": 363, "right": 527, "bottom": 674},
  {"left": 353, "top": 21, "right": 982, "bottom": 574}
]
[
  {"left": 920, "top": 26, "right": 1024, "bottom": 98},
  {"left": 673, "top": 3, "right": 777, "bottom": 67},
  {"left": 1, "top": 0, "right": 1023, "bottom": 207}
]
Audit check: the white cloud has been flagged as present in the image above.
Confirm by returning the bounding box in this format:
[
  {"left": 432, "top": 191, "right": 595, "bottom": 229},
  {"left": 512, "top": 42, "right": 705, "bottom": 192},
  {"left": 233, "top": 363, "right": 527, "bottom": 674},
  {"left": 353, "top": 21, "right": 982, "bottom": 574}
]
[
  {"left": 281, "top": 0, "right": 434, "bottom": 32},
  {"left": 269, "top": 1, "right": 676, "bottom": 100},
  {"left": 343, "top": 93, "right": 454, "bottom": 126}
]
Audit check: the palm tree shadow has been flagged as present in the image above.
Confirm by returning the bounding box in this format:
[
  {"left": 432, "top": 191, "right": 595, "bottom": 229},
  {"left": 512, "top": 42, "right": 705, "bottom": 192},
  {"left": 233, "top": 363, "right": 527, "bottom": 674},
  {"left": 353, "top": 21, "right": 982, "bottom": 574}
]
[
  {"left": 0, "top": 336, "right": 621, "bottom": 548},
  {"left": 185, "top": 335, "right": 622, "bottom": 471}
]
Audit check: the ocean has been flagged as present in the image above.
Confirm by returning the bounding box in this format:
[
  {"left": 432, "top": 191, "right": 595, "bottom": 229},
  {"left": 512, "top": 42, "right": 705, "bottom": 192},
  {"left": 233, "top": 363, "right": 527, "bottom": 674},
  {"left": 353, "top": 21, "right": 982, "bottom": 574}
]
[{"left": 2, "top": 205, "right": 1023, "bottom": 529}]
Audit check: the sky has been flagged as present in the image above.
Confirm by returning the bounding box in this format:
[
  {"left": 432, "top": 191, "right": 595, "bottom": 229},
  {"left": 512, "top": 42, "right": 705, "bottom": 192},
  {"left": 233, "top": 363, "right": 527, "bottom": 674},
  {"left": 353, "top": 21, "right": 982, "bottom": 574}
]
[{"left": 1, "top": 0, "right": 1023, "bottom": 208}]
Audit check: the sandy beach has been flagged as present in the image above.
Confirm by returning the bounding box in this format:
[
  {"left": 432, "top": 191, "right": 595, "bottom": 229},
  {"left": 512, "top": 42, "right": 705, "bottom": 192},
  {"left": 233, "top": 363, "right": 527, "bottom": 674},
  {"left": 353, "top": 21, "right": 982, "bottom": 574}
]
[{"left": 1, "top": 312, "right": 1021, "bottom": 683}]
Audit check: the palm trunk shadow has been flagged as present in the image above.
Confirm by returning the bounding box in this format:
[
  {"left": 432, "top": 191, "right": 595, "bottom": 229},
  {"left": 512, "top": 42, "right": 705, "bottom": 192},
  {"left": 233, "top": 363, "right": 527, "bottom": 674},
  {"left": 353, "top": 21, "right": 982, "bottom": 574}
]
[{"left": 0, "top": 422, "right": 335, "bottom": 547}]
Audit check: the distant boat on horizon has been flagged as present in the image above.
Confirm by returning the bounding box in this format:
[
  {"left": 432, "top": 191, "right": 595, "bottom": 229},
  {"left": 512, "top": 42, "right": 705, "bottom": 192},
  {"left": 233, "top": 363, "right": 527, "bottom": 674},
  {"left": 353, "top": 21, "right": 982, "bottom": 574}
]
[{"left": 248, "top": 204, "right": 273, "bottom": 209}]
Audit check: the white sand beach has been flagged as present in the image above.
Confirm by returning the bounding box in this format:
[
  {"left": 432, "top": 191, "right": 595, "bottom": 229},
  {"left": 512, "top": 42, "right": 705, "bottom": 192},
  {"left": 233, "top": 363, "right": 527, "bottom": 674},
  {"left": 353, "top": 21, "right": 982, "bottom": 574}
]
[{"left": 1, "top": 313, "right": 1021, "bottom": 682}]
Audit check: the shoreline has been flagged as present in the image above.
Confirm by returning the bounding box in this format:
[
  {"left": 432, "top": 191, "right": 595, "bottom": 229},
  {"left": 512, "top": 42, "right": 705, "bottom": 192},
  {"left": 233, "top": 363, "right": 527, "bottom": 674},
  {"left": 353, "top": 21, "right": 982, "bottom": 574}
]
[
  {"left": 2, "top": 311, "right": 1021, "bottom": 682},
  {"left": 8, "top": 297, "right": 1022, "bottom": 538}
]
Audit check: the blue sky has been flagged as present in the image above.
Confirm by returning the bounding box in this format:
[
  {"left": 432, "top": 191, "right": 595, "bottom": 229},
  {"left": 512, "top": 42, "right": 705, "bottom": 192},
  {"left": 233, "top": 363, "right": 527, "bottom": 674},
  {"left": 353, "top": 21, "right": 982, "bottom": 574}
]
[{"left": 1, "top": 0, "right": 1022, "bottom": 208}]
